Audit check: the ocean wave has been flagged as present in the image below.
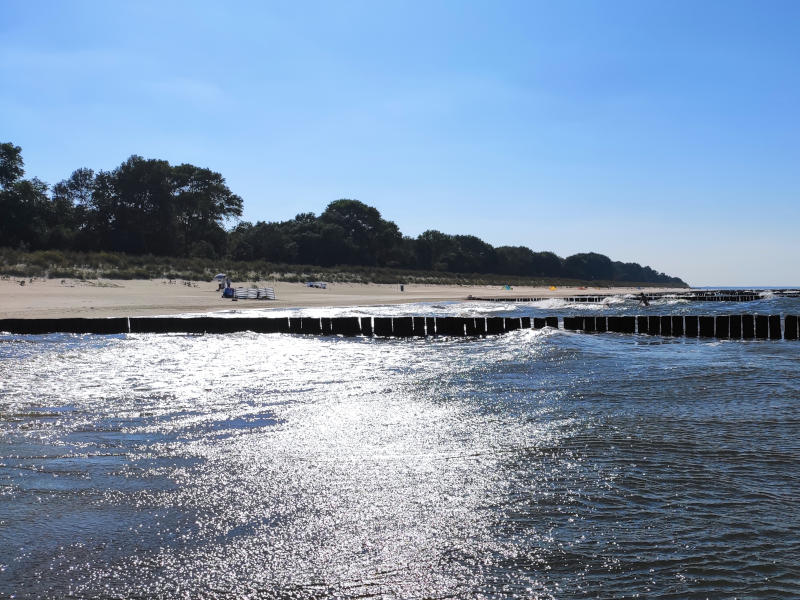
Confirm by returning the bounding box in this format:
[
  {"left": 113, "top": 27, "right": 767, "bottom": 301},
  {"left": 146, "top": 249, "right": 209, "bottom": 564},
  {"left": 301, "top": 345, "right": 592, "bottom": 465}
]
[
  {"left": 529, "top": 297, "right": 629, "bottom": 311},
  {"left": 529, "top": 298, "right": 571, "bottom": 310},
  {"left": 652, "top": 298, "right": 689, "bottom": 305}
]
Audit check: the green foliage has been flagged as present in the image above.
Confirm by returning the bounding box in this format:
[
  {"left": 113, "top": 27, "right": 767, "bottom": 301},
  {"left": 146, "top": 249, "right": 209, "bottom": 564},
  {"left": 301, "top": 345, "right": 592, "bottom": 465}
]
[
  {"left": 0, "top": 142, "right": 25, "bottom": 188},
  {"left": 0, "top": 248, "right": 688, "bottom": 288},
  {"left": 0, "top": 141, "right": 688, "bottom": 286},
  {"left": 564, "top": 252, "right": 614, "bottom": 281},
  {"left": 1, "top": 149, "right": 243, "bottom": 258}
]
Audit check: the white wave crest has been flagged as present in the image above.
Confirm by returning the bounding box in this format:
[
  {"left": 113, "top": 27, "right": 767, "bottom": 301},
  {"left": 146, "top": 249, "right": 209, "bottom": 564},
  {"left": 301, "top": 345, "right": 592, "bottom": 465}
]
[
  {"left": 652, "top": 298, "right": 689, "bottom": 306},
  {"left": 529, "top": 298, "right": 570, "bottom": 310}
]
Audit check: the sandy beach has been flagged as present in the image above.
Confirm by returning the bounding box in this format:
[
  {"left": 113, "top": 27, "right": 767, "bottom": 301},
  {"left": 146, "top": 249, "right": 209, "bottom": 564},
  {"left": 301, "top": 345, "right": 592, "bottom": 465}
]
[{"left": 0, "top": 277, "right": 687, "bottom": 319}]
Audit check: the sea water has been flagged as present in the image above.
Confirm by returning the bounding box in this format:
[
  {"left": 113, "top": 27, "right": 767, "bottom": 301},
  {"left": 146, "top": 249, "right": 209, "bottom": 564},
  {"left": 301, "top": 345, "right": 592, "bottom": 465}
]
[{"left": 1, "top": 297, "right": 799, "bottom": 598}]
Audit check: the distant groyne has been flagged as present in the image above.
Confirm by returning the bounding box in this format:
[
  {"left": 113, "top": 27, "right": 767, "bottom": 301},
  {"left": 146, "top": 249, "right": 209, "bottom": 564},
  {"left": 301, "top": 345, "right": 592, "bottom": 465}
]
[
  {"left": 469, "top": 289, "right": 797, "bottom": 303},
  {"left": 1, "top": 314, "right": 798, "bottom": 340}
]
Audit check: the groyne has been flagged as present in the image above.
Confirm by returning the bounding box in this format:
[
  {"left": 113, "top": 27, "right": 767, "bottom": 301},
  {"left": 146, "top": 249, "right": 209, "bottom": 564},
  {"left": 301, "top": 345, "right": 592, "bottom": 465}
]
[
  {"left": 469, "top": 289, "right": 792, "bottom": 303},
  {"left": 1, "top": 314, "right": 798, "bottom": 340}
]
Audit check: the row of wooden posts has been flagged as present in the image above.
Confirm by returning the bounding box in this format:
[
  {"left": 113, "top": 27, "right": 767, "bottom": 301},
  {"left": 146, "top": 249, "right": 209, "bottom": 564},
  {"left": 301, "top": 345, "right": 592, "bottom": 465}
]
[
  {"left": 0, "top": 316, "right": 548, "bottom": 336},
  {"left": 473, "top": 293, "right": 765, "bottom": 303},
  {"left": 1, "top": 314, "right": 799, "bottom": 339},
  {"left": 564, "top": 314, "right": 794, "bottom": 340}
]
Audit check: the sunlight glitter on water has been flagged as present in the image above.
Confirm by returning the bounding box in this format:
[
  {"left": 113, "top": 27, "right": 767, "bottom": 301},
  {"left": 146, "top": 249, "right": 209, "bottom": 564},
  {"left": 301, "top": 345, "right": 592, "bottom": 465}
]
[
  {"left": 3, "top": 301, "right": 800, "bottom": 598},
  {"left": 1, "top": 329, "right": 575, "bottom": 598}
]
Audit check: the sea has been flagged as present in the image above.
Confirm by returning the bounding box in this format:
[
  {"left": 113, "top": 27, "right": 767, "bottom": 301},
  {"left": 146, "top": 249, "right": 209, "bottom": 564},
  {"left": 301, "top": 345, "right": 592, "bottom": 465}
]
[{"left": 1, "top": 293, "right": 799, "bottom": 599}]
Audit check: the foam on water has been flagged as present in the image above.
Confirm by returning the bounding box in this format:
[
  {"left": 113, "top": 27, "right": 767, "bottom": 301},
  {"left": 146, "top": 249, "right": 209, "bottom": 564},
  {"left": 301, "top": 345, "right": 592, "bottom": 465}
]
[{"left": 173, "top": 300, "right": 519, "bottom": 320}]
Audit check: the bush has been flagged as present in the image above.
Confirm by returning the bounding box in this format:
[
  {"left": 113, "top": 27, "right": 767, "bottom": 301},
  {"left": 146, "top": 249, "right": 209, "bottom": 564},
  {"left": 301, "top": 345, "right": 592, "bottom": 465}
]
[
  {"left": 0, "top": 247, "right": 688, "bottom": 288},
  {"left": 113, "top": 268, "right": 152, "bottom": 279},
  {"left": 49, "top": 268, "right": 81, "bottom": 278}
]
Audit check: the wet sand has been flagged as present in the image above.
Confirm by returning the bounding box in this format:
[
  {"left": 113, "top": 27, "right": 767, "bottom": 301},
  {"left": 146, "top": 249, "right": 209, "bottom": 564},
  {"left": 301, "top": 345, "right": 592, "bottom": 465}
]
[{"left": 0, "top": 277, "right": 686, "bottom": 319}]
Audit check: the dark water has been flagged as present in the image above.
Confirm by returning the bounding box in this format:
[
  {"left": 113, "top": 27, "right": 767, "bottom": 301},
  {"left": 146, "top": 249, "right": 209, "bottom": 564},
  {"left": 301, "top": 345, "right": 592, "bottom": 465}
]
[{"left": 2, "top": 296, "right": 799, "bottom": 598}]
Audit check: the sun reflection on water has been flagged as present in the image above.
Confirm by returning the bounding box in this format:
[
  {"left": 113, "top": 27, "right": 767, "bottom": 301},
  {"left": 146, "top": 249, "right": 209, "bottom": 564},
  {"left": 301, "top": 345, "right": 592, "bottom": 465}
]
[
  {"left": 1, "top": 330, "right": 571, "bottom": 598},
  {"left": 3, "top": 315, "right": 799, "bottom": 598}
]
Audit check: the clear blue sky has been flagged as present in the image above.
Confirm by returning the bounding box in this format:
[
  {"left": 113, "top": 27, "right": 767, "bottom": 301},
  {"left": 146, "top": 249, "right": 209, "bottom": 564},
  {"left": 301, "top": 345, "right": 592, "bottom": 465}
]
[{"left": 2, "top": 0, "right": 799, "bottom": 286}]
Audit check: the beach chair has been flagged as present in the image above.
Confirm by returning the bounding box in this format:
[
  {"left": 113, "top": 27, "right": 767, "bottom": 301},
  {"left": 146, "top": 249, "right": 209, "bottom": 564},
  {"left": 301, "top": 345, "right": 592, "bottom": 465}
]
[{"left": 232, "top": 287, "right": 276, "bottom": 300}]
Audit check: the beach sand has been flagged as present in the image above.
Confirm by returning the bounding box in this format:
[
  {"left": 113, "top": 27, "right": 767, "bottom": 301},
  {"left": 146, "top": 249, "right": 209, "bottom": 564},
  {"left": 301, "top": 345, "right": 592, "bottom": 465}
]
[{"left": 0, "top": 277, "right": 686, "bottom": 319}]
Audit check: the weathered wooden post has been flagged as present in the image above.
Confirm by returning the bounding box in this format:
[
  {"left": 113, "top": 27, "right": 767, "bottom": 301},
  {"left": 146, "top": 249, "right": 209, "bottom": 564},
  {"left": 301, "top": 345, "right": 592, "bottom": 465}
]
[
  {"left": 360, "top": 317, "right": 373, "bottom": 337},
  {"left": 715, "top": 315, "right": 730, "bottom": 339},
  {"left": 729, "top": 315, "right": 742, "bottom": 339},
  {"left": 486, "top": 317, "right": 505, "bottom": 335},
  {"left": 425, "top": 317, "right": 436, "bottom": 336},
  {"left": 288, "top": 317, "right": 303, "bottom": 334},
  {"left": 595, "top": 316, "right": 607, "bottom": 333},
  {"left": 621, "top": 316, "right": 635, "bottom": 334},
  {"left": 742, "top": 315, "right": 755, "bottom": 340},
  {"left": 755, "top": 315, "right": 768, "bottom": 339},
  {"left": 769, "top": 315, "right": 782, "bottom": 340},
  {"left": 331, "top": 317, "right": 360, "bottom": 336},
  {"left": 671, "top": 315, "right": 684, "bottom": 337},
  {"left": 373, "top": 317, "right": 392, "bottom": 337},
  {"left": 300, "top": 317, "right": 322, "bottom": 335},
  {"left": 660, "top": 315, "right": 672, "bottom": 336},
  {"left": 637, "top": 316, "right": 648, "bottom": 334},
  {"left": 321, "top": 317, "right": 333, "bottom": 335},
  {"left": 412, "top": 316, "right": 426, "bottom": 337},
  {"left": 393, "top": 317, "right": 413, "bottom": 337},
  {"left": 698, "top": 316, "right": 714, "bottom": 337},
  {"left": 685, "top": 316, "right": 698, "bottom": 338},
  {"left": 648, "top": 315, "right": 661, "bottom": 336},
  {"left": 506, "top": 317, "right": 522, "bottom": 331},
  {"left": 784, "top": 315, "right": 798, "bottom": 341}
]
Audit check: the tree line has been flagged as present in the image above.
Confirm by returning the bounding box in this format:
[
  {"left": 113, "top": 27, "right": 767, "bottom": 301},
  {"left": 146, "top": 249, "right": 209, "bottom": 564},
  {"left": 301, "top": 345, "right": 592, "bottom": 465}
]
[{"left": 0, "top": 142, "right": 685, "bottom": 285}]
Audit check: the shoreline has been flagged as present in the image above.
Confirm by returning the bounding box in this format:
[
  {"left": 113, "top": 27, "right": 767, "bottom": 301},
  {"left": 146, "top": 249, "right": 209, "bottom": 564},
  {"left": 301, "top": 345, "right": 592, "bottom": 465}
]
[{"left": 0, "top": 277, "right": 688, "bottom": 319}]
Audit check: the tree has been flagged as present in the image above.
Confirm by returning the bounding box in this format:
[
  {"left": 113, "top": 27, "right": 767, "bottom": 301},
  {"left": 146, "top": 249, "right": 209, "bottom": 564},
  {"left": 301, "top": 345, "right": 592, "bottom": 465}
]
[
  {"left": 0, "top": 143, "right": 24, "bottom": 189},
  {"left": 0, "top": 143, "right": 53, "bottom": 248},
  {"left": 51, "top": 168, "right": 95, "bottom": 233},
  {"left": 530, "top": 251, "right": 564, "bottom": 277},
  {"left": 564, "top": 252, "right": 614, "bottom": 281},
  {"left": 54, "top": 156, "right": 246, "bottom": 256},
  {"left": 320, "top": 199, "right": 401, "bottom": 265},
  {"left": 100, "top": 156, "right": 174, "bottom": 253},
  {"left": 415, "top": 230, "right": 456, "bottom": 270},
  {"left": 449, "top": 235, "right": 497, "bottom": 273},
  {"left": 229, "top": 220, "right": 299, "bottom": 263},
  {"left": 0, "top": 177, "right": 51, "bottom": 249},
  {"left": 52, "top": 168, "right": 95, "bottom": 206},
  {"left": 496, "top": 246, "right": 537, "bottom": 276},
  {"left": 171, "top": 163, "right": 243, "bottom": 256}
]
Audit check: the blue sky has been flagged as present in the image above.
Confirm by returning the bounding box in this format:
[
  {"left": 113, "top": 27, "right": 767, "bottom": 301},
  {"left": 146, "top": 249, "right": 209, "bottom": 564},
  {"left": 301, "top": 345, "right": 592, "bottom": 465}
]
[{"left": 2, "top": 1, "right": 799, "bottom": 286}]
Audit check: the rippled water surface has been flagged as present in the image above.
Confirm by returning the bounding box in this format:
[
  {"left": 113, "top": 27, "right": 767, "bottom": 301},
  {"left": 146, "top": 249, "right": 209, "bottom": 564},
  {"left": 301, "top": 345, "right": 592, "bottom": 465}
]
[{"left": 2, "top": 298, "right": 800, "bottom": 598}]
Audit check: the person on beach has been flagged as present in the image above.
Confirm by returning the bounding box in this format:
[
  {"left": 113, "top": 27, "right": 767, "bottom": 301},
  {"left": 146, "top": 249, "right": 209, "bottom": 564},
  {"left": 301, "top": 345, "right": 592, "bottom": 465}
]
[{"left": 639, "top": 292, "right": 650, "bottom": 307}]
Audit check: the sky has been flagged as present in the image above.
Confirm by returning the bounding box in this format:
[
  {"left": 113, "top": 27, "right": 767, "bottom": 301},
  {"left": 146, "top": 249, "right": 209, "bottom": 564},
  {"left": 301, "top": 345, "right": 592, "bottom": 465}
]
[{"left": 2, "top": 0, "right": 799, "bottom": 286}]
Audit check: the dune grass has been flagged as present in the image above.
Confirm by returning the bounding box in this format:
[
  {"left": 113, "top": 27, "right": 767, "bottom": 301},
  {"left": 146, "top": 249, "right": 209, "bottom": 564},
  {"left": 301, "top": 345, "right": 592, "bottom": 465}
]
[{"left": 0, "top": 248, "right": 687, "bottom": 288}]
